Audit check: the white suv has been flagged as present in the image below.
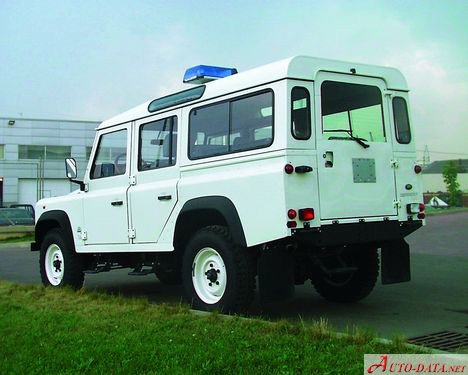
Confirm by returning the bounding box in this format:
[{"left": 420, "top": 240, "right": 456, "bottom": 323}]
[{"left": 32, "top": 56, "right": 425, "bottom": 312}]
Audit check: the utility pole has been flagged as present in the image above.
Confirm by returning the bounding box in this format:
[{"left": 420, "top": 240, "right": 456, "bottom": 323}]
[{"left": 423, "top": 145, "right": 430, "bottom": 167}]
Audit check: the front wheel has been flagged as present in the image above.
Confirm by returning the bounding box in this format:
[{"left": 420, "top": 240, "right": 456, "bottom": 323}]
[
  {"left": 39, "top": 228, "right": 84, "bottom": 289},
  {"left": 182, "top": 226, "right": 254, "bottom": 313}
]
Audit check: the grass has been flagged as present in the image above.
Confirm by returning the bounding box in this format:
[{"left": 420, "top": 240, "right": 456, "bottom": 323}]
[
  {"left": 0, "top": 281, "right": 426, "bottom": 374},
  {"left": 0, "top": 233, "right": 34, "bottom": 244},
  {"left": 425, "top": 206, "right": 468, "bottom": 216}
]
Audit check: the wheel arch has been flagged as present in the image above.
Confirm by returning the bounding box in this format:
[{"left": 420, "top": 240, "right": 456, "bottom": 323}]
[
  {"left": 174, "top": 196, "right": 247, "bottom": 252},
  {"left": 34, "top": 210, "right": 75, "bottom": 251}
]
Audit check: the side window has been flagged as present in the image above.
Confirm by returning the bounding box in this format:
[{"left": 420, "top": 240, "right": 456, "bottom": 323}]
[
  {"left": 291, "top": 87, "right": 311, "bottom": 140},
  {"left": 189, "top": 102, "right": 229, "bottom": 159},
  {"left": 138, "top": 116, "right": 177, "bottom": 171},
  {"left": 230, "top": 92, "right": 273, "bottom": 151},
  {"left": 189, "top": 91, "right": 273, "bottom": 159},
  {"left": 90, "top": 129, "right": 127, "bottom": 179},
  {"left": 321, "top": 81, "right": 385, "bottom": 143},
  {"left": 392, "top": 97, "right": 411, "bottom": 144}
]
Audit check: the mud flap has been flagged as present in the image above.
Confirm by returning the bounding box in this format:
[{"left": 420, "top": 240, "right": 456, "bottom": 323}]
[
  {"left": 258, "top": 247, "right": 295, "bottom": 303},
  {"left": 381, "top": 239, "right": 411, "bottom": 284}
]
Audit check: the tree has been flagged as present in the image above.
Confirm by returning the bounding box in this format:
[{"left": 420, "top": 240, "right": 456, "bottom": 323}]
[{"left": 442, "top": 161, "right": 462, "bottom": 206}]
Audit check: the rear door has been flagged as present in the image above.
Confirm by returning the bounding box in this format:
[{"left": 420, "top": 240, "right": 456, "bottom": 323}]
[
  {"left": 315, "top": 72, "right": 397, "bottom": 220},
  {"left": 127, "top": 111, "right": 180, "bottom": 244}
]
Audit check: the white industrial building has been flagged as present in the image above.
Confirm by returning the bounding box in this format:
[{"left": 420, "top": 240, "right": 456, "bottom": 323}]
[{"left": 0, "top": 117, "right": 99, "bottom": 206}]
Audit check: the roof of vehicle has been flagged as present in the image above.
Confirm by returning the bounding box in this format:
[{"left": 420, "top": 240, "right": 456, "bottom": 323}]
[{"left": 98, "top": 55, "right": 408, "bottom": 129}]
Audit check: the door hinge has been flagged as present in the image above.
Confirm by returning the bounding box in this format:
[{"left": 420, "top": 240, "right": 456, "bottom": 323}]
[
  {"left": 128, "top": 228, "right": 136, "bottom": 239},
  {"left": 384, "top": 90, "right": 394, "bottom": 98},
  {"left": 129, "top": 176, "right": 137, "bottom": 186},
  {"left": 391, "top": 159, "right": 399, "bottom": 168},
  {"left": 393, "top": 200, "right": 401, "bottom": 208},
  {"left": 78, "top": 228, "right": 88, "bottom": 241}
]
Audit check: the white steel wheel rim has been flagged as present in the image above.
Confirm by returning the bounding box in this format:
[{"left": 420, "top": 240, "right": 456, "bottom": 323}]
[
  {"left": 192, "top": 247, "right": 227, "bottom": 304},
  {"left": 45, "top": 244, "right": 64, "bottom": 286}
]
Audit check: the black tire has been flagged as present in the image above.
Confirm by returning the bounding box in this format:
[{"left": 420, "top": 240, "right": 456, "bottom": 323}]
[
  {"left": 182, "top": 226, "right": 255, "bottom": 313},
  {"left": 311, "top": 246, "right": 379, "bottom": 302},
  {"left": 39, "top": 228, "right": 84, "bottom": 289}
]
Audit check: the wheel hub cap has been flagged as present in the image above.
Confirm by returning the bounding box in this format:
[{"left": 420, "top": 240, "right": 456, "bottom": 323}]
[
  {"left": 45, "top": 244, "right": 64, "bottom": 286},
  {"left": 192, "top": 247, "right": 226, "bottom": 304}
]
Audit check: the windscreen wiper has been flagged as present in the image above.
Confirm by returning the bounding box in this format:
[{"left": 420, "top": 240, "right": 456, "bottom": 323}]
[{"left": 324, "top": 129, "right": 370, "bottom": 149}]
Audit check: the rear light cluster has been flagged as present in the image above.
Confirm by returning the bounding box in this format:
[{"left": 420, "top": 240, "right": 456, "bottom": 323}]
[
  {"left": 407, "top": 203, "right": 425, "bottom": 219},
  {"left": 287, "top": 208, "right": 314, "bottom": 228}
]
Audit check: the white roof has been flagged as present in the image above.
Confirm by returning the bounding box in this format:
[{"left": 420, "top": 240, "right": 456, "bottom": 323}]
[{"left": 99, "top": 55, "right": 408, "bottom": 129}]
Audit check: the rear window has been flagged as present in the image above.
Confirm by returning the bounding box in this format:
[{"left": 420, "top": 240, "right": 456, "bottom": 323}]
[{"left": 321, "top": 81, "right": 386, "bottom": 143}]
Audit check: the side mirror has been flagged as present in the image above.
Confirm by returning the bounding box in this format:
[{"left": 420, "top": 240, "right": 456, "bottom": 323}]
[
  {"left": 64, "top": 158, "right": 85, "bottom": 191},
  {"left": 65, "top": 158, "right": 78, "bottom": 179}
]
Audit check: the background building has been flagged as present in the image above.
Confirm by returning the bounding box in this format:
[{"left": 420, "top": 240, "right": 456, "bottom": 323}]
[
  {"left": 0, "top": 117, "right": 99, "bottom": 206},
  {"left": 422, "top": 159, "right": 468, "bottom": 193}
]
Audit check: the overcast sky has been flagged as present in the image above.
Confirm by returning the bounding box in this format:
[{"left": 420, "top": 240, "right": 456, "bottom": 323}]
[{"left": 1, "top": 0, "right": 466, "bottom": 161}]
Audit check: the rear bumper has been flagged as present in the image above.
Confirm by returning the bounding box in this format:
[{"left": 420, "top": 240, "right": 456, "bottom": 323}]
[{"left": 293, "top": 220, "right": 422, "bottom": 247}]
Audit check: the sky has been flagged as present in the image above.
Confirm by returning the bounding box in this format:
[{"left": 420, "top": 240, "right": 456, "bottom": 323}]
[{"left": 0, "top": 0, "right": 467, "bottom": 161}]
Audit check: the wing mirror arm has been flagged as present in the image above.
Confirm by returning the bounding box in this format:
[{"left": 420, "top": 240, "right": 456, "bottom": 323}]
[{"left": 65, "top": 158, "right": 86, "bottom": 192}]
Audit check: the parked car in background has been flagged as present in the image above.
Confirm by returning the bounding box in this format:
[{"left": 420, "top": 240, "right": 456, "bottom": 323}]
[
  {"left": 9, "top": 204, "right": 35, "bottom": 220},
  {"left": 0, "top": 207, "right": 35, "bottom": 226}
]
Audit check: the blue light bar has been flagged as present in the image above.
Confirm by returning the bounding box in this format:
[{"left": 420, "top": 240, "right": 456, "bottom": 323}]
[{"left": 183, "top": 65, "right": 238, "bottom": 84}]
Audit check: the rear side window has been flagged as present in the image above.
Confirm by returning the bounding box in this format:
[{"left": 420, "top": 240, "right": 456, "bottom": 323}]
[
  {"left": 138, "top": 116, "right": 177, "bottom": 171},
  {"left": 392, "top": 97, "right": 411, "bottom": 144},
  {"left": 189, "top": 91, "right": 273, "bottom": 159},
  {"left": 291, "top": 87, "right": 311, "bottom": 140}
]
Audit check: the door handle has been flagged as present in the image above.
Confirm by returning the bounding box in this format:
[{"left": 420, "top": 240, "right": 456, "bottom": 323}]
[
  {"left": 111, "top": 200, "right": 123, "bottom": 206},
  {"left": 158, "top": 195, "right": 172, "bottom": 201}
]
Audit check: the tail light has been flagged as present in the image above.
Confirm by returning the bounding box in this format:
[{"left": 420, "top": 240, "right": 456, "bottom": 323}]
[
  {"left": 287, "top": 221, "right": 297, "bottom": 228},
  {"left": 407, "top": 203, "right": 425, "bottom": 219},
  {"left": 299, "top": 208, "right": 315, "bottom": 221},
  {"left": 287, "top": 209, "right": 297, "bottom": 219},
  {"left": 284, "top": 164, "right": 294, "bottom": 174}
]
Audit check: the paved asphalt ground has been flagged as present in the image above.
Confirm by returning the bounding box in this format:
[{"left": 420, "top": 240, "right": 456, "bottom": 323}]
[{"left": 0, "top": 212, "right": 467, "bottom": 345}]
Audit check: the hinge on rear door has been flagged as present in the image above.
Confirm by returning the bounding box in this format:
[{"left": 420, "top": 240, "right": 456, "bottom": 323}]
[
  {"left": 393, "top": 200, "right": 401, "bottom": 209},
  {"left": 384, "top": 90, "right": 394, "bottom": 98},
  {"left": 128, "top": 228, "right": 136, "bottom": 239},
  {"left": 391, "top": 159, "right": 399, "bottom": 168},
  {"left": 129, "top": 176, "right": 137, "bottom": 186}
]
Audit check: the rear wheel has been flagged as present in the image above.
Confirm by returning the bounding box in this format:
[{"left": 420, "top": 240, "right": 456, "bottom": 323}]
[
  {"left": 39, "top": 228, "right": 84, "bottom": 289},
  {"left": 311, "top": 246, "right": 379, "bottom": 302},
  {"left": 182, "top": 226, "right": 254, "bottom": 313}
]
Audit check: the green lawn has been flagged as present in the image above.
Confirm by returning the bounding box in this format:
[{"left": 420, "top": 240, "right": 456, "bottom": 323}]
[
  {"left": 0, "top": 281, "right": 426, "bottom": 374},
  {"left": 425, "top": 206, "right": 468, "bottom": 216}
]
